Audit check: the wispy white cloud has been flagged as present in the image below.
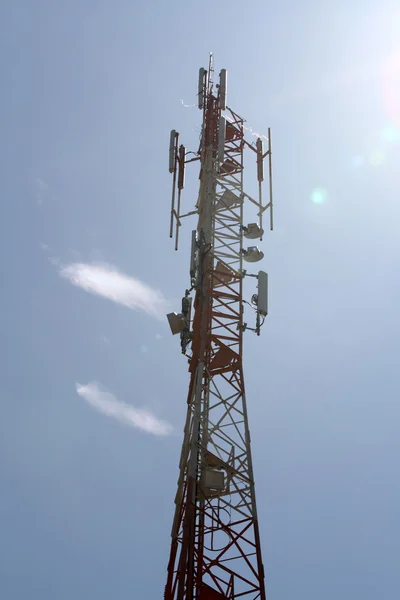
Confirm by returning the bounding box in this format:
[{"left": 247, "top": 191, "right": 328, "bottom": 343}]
[
  {"left": 35, "top": 177, "right": 49, "bottom": 205},
  {"left": 180, "top": 98, "right": 197, "bottom": 108},
  {"left": 59, "top": 261, "right": 167, "bottom": 319},
  {"left": 76, "top": 381, "right": 172, "bottom": 436}
]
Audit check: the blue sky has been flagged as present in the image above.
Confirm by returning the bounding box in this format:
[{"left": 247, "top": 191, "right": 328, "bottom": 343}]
[{"left": 1, "top": 1, "right": 400, "bottom": 598}]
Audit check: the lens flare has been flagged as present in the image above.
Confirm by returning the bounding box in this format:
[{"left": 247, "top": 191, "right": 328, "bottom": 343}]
[
  {"left": 381, "top": 53, "right": 400, "bottom": 126},
  {"left": 352, "top": 155, "right": 364, "bottom": 168},
  {"left": 368, "top": 150, "right": 386, "bottom": 166},
  {"left": 381, "top": 124, "right": 400, "bottom": 142},
  {"left": 311, "top": 188, "right": 328, "bottom": 204}
]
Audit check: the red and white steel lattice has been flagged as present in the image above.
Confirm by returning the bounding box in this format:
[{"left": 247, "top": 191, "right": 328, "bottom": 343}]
[{"left": 165, "top": 57, "right": 273, "bottom": 600}]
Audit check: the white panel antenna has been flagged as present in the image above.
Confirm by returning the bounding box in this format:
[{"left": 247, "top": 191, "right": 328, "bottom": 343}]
[
  {"left": 256, "top": 138, "right": 264, "bottom": 182},
  {"left": 182, "top": 296, "right": 192, "bottom": 325},
  {"left": 190, "top": 230, "right": 198, "bottom": 279},
  {"left": 198, "top": 68, "right": 206, "bottom": 110},
  {"left": 218, "top": 116, "right": 226, "bottom": 163},
  {"left": 219, "top": 69, "right": 227, "bottom": 110},
  {"left": 169, "top": 130, "right": 178, "bottom": 173},
  {"left": 178, "top": 145, "right": 186, "bottom": 190},
  {"left": 257, "top": 271, "right": 268, "bottom": 316},
  {"left": 169, "top": 130, "right": 179, "bottom": 241}
]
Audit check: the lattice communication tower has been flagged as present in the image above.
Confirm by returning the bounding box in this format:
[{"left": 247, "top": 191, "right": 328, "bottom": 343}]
[{"left": 165, "top": 55, "right": 274, "bottom": 600}]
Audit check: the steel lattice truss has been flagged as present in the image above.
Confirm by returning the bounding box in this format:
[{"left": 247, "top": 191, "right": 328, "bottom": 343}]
[{"left": 165, "top": 62, "right": 272, "bottom": 600}]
